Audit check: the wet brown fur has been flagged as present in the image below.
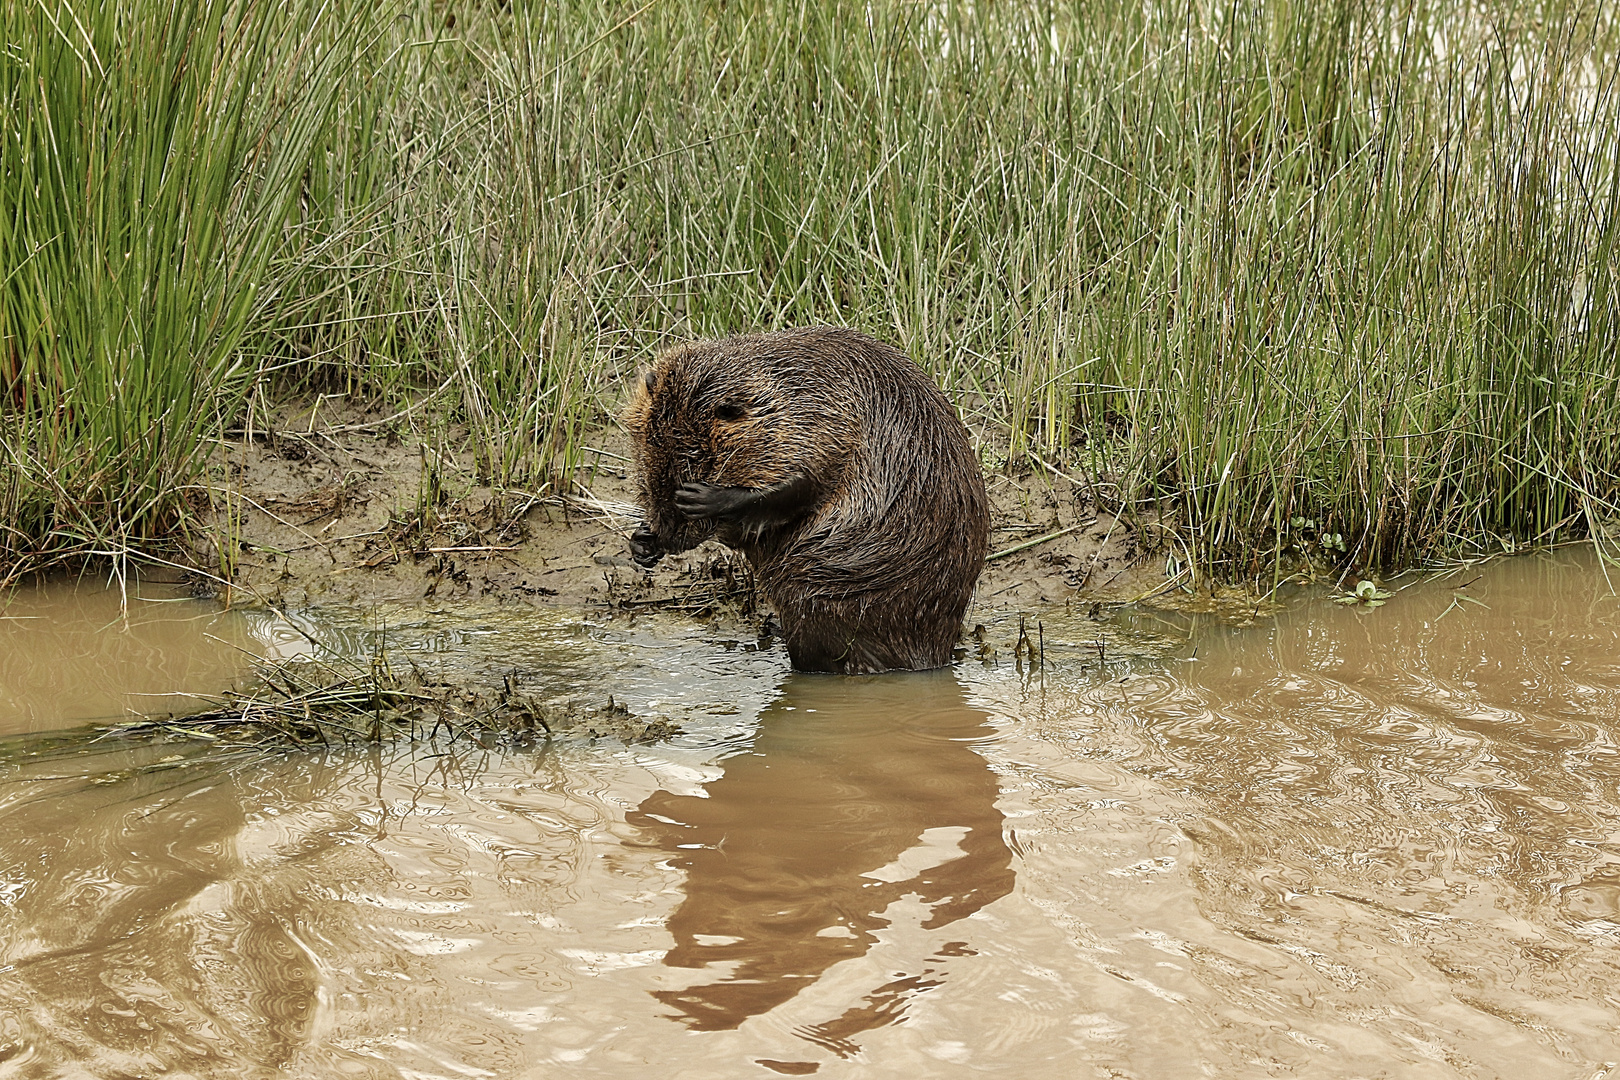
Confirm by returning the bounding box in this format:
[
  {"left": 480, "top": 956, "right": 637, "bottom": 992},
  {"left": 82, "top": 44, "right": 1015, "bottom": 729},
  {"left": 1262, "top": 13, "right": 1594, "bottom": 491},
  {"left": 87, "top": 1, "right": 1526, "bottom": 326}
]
[{"left": 621, "top": 326, "right": 989, "bottom": 674}]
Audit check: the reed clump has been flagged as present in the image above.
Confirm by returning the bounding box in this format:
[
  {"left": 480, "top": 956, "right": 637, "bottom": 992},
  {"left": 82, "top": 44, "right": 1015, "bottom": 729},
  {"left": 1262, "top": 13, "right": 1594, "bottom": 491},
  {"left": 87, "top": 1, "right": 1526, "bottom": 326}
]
[
  {"left": 0, "top": 0, "right": 376, "bottom": 583},
  {"left": 3, "top": 0, "right": 1616, "bottom": 584}
]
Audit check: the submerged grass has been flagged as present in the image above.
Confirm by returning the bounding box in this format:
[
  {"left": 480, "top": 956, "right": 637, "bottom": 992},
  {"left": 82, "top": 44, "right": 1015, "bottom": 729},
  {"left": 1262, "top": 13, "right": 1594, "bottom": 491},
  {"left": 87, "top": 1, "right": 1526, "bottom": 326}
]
[
  {"left": 3, "top": 0, "right": 1617, "bottom": 584},
  {"left": 106, "top": 658, "right": 448, "bottom": 747}
]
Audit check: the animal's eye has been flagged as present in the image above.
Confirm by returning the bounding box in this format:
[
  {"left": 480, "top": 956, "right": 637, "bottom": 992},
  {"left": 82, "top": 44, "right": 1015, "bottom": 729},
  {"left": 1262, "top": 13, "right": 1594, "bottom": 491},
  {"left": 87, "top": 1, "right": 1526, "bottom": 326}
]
[{"left": 715, "top": 401, "right": 747, "bottom": 422}]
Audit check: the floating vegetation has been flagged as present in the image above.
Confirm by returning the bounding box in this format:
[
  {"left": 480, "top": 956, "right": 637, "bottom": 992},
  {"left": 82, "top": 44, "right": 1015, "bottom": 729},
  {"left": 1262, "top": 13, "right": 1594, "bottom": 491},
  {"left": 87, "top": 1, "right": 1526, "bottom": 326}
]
[
  {"left": 1333, "top": 580, "right": 1396, "bottom": 608},
  {"left": 101, "top": 658, "right": 680, "bottom": 750}
]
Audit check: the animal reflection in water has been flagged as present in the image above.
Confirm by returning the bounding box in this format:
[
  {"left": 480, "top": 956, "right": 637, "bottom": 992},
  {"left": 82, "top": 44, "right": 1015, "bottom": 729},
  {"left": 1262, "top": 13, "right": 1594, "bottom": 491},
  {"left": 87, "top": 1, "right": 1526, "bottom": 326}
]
[{"left": 627, "top": 671, "right": 1014, "bottom": 1053}]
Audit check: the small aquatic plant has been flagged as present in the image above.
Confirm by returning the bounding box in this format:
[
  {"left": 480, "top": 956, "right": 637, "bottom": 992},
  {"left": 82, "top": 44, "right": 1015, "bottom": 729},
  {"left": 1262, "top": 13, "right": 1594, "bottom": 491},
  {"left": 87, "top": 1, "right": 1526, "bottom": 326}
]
[
  {"left": 103, "top": 658, "right": 453, "bottom": 748},
  {"left": 1333, "top": 580, "right": 1395, "bottom": 608}
]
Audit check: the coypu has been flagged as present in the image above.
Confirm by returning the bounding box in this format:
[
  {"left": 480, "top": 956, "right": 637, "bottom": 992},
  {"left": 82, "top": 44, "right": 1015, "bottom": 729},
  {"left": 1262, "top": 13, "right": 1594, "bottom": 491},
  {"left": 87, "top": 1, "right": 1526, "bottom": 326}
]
[{"left": 622, "top": 326, "right": 988, "bottom": 674}]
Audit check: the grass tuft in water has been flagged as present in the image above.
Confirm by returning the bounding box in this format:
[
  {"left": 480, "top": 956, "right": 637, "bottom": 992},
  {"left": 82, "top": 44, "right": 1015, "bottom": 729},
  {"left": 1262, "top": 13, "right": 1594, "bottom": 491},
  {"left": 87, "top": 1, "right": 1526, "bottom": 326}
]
[
  {"left": 102, "top": 656, "right": 680, "bottom": 749},
  {"left": 106, "top": 657, "right": 446, "bottom": 747}
]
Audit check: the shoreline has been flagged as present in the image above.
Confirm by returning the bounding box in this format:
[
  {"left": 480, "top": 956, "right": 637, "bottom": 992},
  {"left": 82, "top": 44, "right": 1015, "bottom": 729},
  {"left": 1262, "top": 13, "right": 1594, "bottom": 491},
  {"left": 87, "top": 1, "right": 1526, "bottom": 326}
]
[{"left": 190, "top": 406, "right": 1171, "bottom": 624}]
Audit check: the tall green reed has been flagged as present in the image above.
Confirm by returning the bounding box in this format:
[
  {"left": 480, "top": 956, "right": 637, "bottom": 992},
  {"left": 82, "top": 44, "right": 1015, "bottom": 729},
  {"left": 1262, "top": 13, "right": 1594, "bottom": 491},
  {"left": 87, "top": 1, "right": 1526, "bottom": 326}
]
[
  {"left": 4, "top": 0, "right": 1615, "bottom": 583},
  {"left": 0, "top": 0, "right": 365, "bottom": 580},
  {"left": 392, "top": 0, "right": 1616, "bottom": 577},
  {"left": 1060, "top": 0, "right": 1620, "bottom": 576}
]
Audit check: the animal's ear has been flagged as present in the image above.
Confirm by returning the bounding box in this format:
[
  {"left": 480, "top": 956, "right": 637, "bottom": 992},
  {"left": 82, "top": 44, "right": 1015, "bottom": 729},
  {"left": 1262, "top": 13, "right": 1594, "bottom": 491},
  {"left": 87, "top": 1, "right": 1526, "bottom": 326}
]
[
  {"left": 642, "top": 370, "right": 657, "bottom": 395},
  {"left": 715, "top": 400, "right": 748, "bottom": 422}
]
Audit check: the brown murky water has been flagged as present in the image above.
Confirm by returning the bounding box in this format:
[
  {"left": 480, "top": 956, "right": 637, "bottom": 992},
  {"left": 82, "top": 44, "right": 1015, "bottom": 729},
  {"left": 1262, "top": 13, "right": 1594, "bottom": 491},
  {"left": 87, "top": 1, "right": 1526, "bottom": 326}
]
[
  {"left": 2, "top": 550, "right": 1619, "bottom": 1077},
  {"left": 0, "top": 580, "right": 315, "bottom": 733}
]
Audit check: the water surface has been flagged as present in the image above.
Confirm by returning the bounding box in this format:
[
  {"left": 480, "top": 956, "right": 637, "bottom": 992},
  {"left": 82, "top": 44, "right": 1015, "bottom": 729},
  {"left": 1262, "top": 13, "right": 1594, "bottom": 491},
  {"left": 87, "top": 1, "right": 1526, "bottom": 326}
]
[
  {"left": 2, "top": 551, "right": 1619, "bottom": 1077},
  {"left": 0, "top": 579, "right": 313, "bottom": 734}
]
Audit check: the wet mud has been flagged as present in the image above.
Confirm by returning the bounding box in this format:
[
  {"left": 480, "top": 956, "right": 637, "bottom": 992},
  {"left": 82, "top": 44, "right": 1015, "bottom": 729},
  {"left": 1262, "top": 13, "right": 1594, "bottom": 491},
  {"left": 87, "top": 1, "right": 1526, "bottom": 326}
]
[{"left": 193, "top": 410, "right": 1161, "bottom": 615}]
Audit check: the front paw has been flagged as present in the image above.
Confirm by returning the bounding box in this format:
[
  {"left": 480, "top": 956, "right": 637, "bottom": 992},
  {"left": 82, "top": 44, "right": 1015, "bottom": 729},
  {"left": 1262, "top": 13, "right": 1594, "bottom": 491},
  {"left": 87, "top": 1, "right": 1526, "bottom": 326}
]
[
  {"left": 629, "top": 526, "right": 663, "bottom": 568},
  {"left": 674, "top": 481, "right": 753, "bottom": 520}
]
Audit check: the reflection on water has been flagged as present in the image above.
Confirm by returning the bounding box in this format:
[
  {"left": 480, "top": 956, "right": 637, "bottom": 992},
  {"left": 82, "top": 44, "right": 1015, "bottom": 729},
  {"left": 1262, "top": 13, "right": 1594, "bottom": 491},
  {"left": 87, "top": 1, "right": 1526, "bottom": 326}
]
[
  {"left": 2, "top": 550, "right": 1620, "bottom": 1076},
  {"left": 0, "top": 747, "right": 309, "bottom": 1074},
  {"left": 630, "top": 672, "right": 1013, "bottom": 1046}
]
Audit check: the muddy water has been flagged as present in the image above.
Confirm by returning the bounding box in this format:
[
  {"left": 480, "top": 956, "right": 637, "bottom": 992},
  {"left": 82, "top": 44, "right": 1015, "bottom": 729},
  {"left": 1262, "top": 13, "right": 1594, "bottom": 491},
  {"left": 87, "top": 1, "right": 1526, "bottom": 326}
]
[
  {"left": 0, "top": 580, "right": 316, "bottom": 734},
  {"left": 2, "top": 551, "right": 1620, "bottom": 1077}
]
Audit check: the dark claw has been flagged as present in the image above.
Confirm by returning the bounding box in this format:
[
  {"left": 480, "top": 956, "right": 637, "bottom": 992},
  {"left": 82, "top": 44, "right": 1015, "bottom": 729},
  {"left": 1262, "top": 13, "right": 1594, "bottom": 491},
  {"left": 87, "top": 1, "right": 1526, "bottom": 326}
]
[
  {"left": 674, "top": 481, "right": 753, "bottom": 520},
  {"left": 629, "top": 526, "right": 662, "bottom": 568}
]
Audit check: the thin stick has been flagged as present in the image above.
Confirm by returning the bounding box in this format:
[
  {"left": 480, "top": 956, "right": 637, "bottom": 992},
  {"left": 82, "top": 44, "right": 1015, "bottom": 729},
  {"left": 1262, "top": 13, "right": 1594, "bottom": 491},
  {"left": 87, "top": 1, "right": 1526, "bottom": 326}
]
[{"left": 988, "top": 521, "right": 1093, "bottom": 561}]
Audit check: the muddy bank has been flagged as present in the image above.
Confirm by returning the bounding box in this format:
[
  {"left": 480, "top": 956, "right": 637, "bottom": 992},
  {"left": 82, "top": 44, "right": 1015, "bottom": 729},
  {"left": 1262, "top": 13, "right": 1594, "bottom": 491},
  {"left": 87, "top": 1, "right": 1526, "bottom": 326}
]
[
  {"left": 191, "top": 404, "right": 1170, "bottom": 623},
  {"left": 0, "top": 403, "right": 1179, "bottom": 743},
  {"left": 0, "top": 400, "right": 1191, "bottom": 745}
]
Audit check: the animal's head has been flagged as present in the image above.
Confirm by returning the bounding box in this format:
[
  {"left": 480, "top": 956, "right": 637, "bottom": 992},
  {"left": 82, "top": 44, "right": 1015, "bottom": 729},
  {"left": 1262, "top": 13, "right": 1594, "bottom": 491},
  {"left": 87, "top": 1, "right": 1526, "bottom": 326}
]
[{"left": 622, "top": 341, "right": 798, "bottom": 556}]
